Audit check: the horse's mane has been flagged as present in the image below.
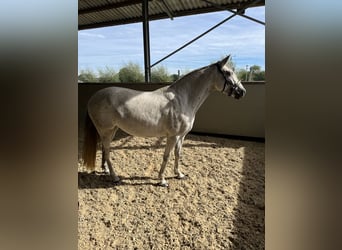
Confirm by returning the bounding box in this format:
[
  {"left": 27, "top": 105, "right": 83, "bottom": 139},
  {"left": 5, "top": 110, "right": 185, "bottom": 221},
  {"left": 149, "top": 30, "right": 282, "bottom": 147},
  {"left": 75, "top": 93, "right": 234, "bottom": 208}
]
[{"left": 170, "top": 63, "right": 215, "bottom": 87}]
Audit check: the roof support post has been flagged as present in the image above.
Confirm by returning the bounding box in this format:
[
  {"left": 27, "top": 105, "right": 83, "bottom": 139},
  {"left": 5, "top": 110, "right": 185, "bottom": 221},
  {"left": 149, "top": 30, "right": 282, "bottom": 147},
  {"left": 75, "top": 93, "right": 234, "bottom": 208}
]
[{"left": 142, "top": 0, "right": 151, "bottom": 82}]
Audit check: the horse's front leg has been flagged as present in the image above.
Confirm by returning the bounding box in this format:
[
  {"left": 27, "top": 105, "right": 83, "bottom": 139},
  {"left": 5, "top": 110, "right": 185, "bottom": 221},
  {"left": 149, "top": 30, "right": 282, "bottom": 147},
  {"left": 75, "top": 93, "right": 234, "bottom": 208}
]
[
  {"left": 174, "top": 136, "right": 186, "bottom": 179},
  {"left": 158, "top": 136, "right": 177, "bottom": 187}
]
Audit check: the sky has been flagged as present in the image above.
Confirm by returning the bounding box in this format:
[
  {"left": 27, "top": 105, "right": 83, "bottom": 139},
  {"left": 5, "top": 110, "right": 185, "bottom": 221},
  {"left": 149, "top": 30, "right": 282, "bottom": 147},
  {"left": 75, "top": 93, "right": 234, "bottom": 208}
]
[{"left": 78, "top": 6, "right": 265, "bottom": 75}]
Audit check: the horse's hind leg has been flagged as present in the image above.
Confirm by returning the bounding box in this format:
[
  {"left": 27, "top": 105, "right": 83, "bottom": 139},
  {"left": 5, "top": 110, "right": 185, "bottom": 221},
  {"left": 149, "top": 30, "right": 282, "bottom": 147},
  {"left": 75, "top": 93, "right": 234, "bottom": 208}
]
[
  {"left": 174, "top": 135, "right": 186, "bottom": 179},
  {"left": 100, "top": 127, "right": 118, "bottom": 173},
  {"left": 101, "top": 127, "right": 120, "bottom": 182}
]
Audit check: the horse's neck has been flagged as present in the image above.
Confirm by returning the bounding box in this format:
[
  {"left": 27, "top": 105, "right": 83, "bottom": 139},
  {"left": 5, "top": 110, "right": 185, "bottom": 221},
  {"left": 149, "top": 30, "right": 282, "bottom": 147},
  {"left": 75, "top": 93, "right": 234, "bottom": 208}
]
[{"left": 170, "top": 66, "right": 217, "bottom": 115}]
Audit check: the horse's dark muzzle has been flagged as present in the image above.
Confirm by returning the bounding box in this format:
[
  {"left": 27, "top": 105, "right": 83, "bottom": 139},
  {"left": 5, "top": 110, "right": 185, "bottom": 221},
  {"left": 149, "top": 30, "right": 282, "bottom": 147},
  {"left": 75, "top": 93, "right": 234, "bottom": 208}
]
[{"left": 234, "top": 86, "right": 246, "bottom": 99}]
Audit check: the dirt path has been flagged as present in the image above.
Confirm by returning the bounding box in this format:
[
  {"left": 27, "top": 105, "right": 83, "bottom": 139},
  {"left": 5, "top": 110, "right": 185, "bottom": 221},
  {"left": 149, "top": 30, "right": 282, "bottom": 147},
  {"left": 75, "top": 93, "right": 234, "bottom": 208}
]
[{"left": 78, "top": 132, "right": 264, "bottom": 249}]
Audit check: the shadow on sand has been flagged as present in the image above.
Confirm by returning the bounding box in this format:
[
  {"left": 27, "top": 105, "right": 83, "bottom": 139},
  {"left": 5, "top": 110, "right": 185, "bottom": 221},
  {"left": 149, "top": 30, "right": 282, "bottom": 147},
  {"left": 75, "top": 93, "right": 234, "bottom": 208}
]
[
  {"left": 229, "top": 142, "right": 265, "bottom": 249},
  {"left": 78, "top": 171, "right": 181, "bottom": 189}
]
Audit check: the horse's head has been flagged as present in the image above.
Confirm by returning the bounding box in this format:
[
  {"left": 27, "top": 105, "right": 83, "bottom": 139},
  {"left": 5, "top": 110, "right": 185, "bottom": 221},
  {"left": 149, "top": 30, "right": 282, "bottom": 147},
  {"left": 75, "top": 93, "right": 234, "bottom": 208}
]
[{"left": 215, "top": 55, "right": 246, "bottom": 99}]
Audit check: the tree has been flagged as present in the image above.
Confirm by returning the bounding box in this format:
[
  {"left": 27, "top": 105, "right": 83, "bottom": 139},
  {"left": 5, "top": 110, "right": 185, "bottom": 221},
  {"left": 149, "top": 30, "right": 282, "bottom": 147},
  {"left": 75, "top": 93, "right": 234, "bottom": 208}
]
[
  {"left": 248, "top": 65, "right": 264, "bottom": 81},
  {"left": 237, "top": 65, "right": 265, "bottom": 81},
  {"left": 250, "top": 65, "right": 261, "bottom": 72},
  {"left": 118, "top": 62, "right": 144, "bottom": 83},
  {"left": 151, "top": 65, "right": 172, "bottom": 83},
  {"left": 170, "top": 74, "right": 180, "bottom": 82},
  {"left": 237, "top": 69, "right": 249, "bottom": 82},
  {"left": 253, "top": 70, "right": 265, "bottom": 81},
  {"left": 98, "top": 66, "right": 119, "bottom": 83},
  {"left": 78, "top": 69, "right": 98, "bottom": 83}
]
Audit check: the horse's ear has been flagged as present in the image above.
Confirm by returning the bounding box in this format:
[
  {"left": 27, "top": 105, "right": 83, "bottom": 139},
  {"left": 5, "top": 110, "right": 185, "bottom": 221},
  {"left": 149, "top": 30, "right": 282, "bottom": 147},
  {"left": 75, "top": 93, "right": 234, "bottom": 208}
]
[{"left": 218, "top": 55, "right": 231, "bottom": 68}]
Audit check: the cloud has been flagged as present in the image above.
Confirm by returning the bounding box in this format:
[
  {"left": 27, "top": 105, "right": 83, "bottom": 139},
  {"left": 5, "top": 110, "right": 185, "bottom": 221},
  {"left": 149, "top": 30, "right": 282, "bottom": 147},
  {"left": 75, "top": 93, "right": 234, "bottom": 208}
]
[{"left": 79, "top": 32, "right": 106, "bottom": 39}]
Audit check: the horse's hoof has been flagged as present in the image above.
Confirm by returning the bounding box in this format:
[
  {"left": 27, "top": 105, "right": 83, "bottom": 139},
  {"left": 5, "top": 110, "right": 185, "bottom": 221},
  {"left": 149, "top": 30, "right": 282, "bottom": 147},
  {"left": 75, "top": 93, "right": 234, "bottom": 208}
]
[
  {"left": 177, "top": 173, "right": 187, "bottom": 179},
  {"left": 113, "top": 176, "right": 121, "bottom": 183},
  {"left": 159, "top": 182, "right": 169, "bottom": 187}
]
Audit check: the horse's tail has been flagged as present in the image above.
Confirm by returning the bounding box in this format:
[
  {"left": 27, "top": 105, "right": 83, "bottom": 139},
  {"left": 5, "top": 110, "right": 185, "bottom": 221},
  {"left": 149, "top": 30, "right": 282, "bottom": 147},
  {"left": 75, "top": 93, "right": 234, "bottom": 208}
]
[{"left": 82, "top": 112, "right": 98, "bottom": 171}]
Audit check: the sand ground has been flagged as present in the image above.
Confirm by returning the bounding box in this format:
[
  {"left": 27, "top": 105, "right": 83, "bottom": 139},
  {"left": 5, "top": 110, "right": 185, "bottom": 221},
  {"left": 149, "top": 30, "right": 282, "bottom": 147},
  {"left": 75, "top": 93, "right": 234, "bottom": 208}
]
[{"left": 78, "top": 131, "right": 264, "bottom": 249}]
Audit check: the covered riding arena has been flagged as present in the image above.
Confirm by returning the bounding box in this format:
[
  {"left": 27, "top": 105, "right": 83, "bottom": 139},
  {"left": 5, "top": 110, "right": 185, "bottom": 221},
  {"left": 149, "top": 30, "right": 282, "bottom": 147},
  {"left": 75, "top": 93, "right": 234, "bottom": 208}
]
[{"left": 78, "top": 0, "right": 265, "bottom": 249}]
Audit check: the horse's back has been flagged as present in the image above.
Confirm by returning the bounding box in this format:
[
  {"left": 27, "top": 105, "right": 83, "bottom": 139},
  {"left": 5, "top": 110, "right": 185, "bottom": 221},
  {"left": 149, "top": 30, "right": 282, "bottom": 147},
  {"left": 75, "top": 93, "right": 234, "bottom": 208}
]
[
  {"left": 88, "top": 86, "right": 169, "bottom": 113},
  {"left": 88, "top": 86, "right": 140, "bottom": 106}
]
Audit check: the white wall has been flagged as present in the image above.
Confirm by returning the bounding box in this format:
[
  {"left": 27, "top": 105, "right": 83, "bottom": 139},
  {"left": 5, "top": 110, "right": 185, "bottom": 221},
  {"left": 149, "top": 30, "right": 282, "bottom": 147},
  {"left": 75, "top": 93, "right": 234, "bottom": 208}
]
[{"left": 193, "top": 83, "right": 265, "bottom": 138}]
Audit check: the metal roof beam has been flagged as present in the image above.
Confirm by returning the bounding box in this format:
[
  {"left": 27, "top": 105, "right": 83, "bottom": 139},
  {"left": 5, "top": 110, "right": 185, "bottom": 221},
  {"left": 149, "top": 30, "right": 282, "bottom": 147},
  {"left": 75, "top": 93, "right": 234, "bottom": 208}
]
[
  {"left": 201, "top": 0, "right": 265, "bottom": 25},
  {"left": 156, "top": 0, "right": 174, "bottom": 20},
  {"left": 150, "top": 0, "right": 264, "bottom": 68}
]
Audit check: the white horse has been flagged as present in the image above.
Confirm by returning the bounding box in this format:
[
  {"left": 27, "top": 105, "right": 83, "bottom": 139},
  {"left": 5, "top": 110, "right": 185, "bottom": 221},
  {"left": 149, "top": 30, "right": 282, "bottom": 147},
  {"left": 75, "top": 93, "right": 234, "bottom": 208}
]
[{"left": 82, "top": 55, "right": 246, "bottom": 186}]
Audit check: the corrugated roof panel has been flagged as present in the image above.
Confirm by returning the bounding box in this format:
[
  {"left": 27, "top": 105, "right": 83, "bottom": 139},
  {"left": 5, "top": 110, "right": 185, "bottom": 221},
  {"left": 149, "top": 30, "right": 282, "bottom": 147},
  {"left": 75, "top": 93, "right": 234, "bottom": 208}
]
[
  {"left": 117, "top": 6, "right": 131, "bottom": 19},
  {"left": 96, "top": 11, "right": 113, "bottom": 23},
  {"left": 125, "top": 4, "right": 141, "bottom": 18},
  {"left": 149, "top": 1, "right": 166, "bottom": 16},
  {"left": 79, "top": 0, "right": 105, "bottom": 10},
  {"left": 79, "top": 0, "right": 264, "bottom": 30},
  {"left": 107, "top": 9, "right": 126, "bottom": 21}
]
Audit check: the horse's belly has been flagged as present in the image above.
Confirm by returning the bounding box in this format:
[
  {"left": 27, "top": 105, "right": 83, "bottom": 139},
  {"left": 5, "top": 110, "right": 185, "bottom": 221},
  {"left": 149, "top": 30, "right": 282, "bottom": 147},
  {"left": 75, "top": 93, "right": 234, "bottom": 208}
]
[
  {"left": 116, "top": 113, "right": 191, "bottom": 138},
  {"left": 115, "top": 109, "right": 168, "bottom": 137},
  {"left": 117, "top": 120, "right": 167, "bottom": 137}
]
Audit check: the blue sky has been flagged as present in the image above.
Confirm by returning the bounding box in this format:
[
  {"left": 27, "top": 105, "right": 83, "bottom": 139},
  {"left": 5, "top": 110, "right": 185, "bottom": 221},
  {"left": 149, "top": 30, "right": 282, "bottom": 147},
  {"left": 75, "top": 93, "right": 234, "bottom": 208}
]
[{"left": 78, "top": 6, "right": 264, "bottom": 75}]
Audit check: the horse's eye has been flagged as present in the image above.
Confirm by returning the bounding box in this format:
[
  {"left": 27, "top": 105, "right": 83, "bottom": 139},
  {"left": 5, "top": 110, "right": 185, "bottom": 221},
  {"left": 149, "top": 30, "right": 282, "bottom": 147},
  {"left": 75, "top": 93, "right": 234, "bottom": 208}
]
[{"left": 226, "top": 71, "right": 231, "bottom": 76}]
